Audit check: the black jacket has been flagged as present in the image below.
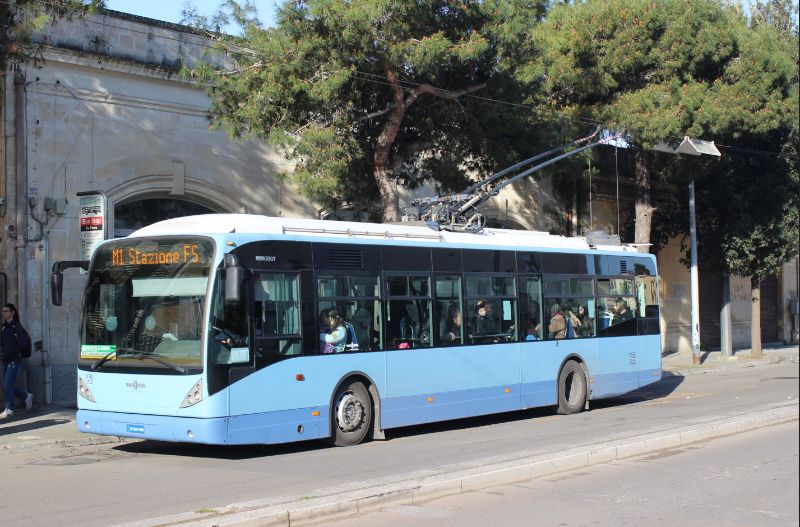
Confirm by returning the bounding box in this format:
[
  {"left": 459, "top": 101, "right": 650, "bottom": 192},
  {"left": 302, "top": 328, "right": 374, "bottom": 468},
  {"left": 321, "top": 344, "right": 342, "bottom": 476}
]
[{"left": 1, "top": 321, "right": 24, "bottom": 363}]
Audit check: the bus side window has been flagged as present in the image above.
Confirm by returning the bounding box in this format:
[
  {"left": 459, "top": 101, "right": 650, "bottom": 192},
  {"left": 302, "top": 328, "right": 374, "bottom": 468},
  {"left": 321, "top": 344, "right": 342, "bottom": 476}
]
[
  {"left": 465, "top": 275, "right": 515, "bottom": 344},
  {"left": 435, "top": 275, "right": 462, "bottom": 347},
  {"left": 636, "top": 275, "right": 660, "bottom": 336},
  {"left": 385, "top": 275, "right": 432, "bottom": 349},
  {"left": 317, "top": 275, "right": 382, "bottom": 353},
  {"left": 519, "top": 276, "right": 543, "bottom": 342},
  {"left": 597, "top": 278, "right": 637, "bottom": 337},
  {"left": 253, "top": 273, "right": 301, "bottom": 367}
]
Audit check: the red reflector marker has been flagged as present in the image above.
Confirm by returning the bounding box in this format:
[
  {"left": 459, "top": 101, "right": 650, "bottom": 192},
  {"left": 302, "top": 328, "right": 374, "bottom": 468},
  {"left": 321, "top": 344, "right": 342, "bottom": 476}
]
[{"left": 296, "top": 374, "right": 305, "bottom": 381}]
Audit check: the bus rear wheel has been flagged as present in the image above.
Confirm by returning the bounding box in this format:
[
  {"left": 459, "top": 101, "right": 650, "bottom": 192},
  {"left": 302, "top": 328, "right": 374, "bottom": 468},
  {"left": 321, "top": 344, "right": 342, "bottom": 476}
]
[
  {"left": 331, "top": 381, "right": 372, "bottom": 447},
  {"left": 557, "top": 360, "right": 587, "bottom": 415}
]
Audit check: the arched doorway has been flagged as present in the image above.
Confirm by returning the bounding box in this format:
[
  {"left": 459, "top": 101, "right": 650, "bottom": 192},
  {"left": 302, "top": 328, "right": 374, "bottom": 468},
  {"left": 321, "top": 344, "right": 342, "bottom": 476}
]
[
  {"left": 114, "top": 197, "right": 218, "bottom": 237},
  {"left": 485, "top": 219, "right": 521, "bottom": 230}
]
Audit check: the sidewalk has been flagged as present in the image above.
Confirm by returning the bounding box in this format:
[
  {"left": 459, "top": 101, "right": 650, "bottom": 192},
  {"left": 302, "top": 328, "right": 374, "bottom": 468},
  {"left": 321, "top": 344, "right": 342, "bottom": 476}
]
[
  {"left": 0, "top": 406, "right": 129, "bottom": 454},
  {"left": 2, "top": 344, "right": 797, "bottom": 455},
  {"left": 661, "top": 343, "right": 799, "bottom": 374}
]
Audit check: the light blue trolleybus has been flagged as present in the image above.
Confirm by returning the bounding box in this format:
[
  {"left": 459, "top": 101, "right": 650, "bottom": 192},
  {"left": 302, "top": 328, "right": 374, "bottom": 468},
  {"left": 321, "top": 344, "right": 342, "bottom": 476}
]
[{"left": 53, "top": 214, "right": 661, "bottom": 446}]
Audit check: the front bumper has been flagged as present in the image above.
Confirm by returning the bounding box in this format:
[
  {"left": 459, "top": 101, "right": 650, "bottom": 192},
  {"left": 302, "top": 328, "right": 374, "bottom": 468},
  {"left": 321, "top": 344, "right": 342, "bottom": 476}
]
[{"left": 76, "top": 410, "right": 229, "bottom": 444}]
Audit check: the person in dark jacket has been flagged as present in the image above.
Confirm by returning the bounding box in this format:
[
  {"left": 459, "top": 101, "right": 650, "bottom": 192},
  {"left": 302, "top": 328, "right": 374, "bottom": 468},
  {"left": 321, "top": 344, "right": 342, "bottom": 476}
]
[
  {"left": 471, "top": 300, "right": 500, "bottom": 343},
  {"left": 1, "top": 303, "right": 32, "bottom": 417}
]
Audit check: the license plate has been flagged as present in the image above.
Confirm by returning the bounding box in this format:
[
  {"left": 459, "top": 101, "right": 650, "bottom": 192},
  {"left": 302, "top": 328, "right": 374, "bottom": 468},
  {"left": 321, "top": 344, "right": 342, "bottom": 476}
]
[{"left": 127, "top": 424, "right": 145, "bottom": 434}]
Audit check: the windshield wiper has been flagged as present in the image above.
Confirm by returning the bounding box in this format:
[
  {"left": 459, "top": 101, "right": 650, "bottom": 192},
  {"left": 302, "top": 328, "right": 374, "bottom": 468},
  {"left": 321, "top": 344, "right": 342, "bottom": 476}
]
[
  {"left": 91, "top": 347, "right": 188, "bottom": 374},
  {"left": 116, "top": 347, "right": 189, "bottom": 374},
  {"left": 91, "top": 347, "right": 121, "bottom": 371}
]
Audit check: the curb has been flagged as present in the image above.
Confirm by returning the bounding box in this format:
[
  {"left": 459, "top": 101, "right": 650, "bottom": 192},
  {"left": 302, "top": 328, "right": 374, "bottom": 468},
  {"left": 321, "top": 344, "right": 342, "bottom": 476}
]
[
  {"left": 119, "top": 402, "right": 798, "bottom": 527},
  {"left": 1, "top": 434, "right": 132, "bottom": 454}
]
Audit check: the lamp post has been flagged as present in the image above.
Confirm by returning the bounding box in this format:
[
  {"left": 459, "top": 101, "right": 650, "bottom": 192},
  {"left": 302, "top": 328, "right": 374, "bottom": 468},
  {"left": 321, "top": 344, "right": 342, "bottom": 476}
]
[
  {"left": 688, "top": 178, "right": 701, "bottom": 364},
  {"left": 655, "top": 137, "right": 721, "bottom": 365}
]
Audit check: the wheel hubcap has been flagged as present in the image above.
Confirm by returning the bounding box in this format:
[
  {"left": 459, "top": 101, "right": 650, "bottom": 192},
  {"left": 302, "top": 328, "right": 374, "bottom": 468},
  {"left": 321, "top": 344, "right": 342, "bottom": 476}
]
[{"left": 336, "top": 391, "right": 365, "bottom": 433}]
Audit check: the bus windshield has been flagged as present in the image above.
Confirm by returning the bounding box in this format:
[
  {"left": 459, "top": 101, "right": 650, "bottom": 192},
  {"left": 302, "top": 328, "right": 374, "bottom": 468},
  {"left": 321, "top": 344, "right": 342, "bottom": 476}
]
[{"left": 79, "top": 237, "right": 215, "bottom": 374}]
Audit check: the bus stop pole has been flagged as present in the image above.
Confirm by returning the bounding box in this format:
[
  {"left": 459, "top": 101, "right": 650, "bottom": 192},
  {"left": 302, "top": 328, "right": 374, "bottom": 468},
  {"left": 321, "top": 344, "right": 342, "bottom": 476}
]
[{"left": 721, "top": 274, "right": 733, "bottom": 358}]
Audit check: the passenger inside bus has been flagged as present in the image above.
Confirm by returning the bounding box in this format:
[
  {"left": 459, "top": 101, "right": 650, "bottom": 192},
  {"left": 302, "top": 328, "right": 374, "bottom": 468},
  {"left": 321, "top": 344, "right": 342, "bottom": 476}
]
[
  {"left": 470, "top": 300, "right": 500, "bottom": 343},
  {"left": 351, "top": 302, "right": 373, "bottom": 351},
  {"left": 441, "top": 303, "right": 462, "bottom": 345},
  {"left": 319, "top": 308, "right": 347, "bottom": 353},
  {"left": 525, "top": 319, "right": 540, "bottom": 341},
  {"left": 548, "top": 303, "right": 567, "bottom": 339},
  {"left": 613, "top": 298, "right": 634, "bottom": 323}
]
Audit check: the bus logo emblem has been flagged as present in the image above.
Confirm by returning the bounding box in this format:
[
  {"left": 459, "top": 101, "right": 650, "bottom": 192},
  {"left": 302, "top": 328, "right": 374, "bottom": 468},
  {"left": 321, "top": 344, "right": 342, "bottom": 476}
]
[{"left": 125, "top": 380, "right": 146, "bottom": 391}]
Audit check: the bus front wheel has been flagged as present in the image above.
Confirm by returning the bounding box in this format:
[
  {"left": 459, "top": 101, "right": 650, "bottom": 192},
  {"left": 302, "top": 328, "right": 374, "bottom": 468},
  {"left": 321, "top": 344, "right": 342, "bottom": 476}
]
[
  {"left": 557, "top": 360, "right": 587, "bottom": 415},
  {"left": 331, "top": 381, "right": 372, "bottom": 446}
]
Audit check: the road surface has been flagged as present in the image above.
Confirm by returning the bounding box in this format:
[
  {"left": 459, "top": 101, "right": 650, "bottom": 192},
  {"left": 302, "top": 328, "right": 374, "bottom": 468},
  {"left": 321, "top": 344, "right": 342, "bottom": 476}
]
[{"left": 0, "top": 359, "right": 796, "bottom": 526}]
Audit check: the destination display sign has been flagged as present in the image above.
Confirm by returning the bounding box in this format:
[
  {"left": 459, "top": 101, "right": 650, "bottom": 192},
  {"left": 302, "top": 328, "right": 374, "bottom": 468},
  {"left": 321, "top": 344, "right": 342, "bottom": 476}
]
[
  {"left": 110, "top": 243, "right": 207, "bottom": 266},
  {"left": 100, "top": 239, "right": 214, "bottom": 269}
]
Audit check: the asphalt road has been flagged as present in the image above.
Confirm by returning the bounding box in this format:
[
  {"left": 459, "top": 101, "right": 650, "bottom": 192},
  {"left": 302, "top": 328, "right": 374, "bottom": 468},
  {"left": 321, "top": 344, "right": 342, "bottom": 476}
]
[
  {"left": 327, "top": 420, "right": 800, "bottom": 527},
  {"left": 1, "top": 359, "right": 797, "bottom": 527}
]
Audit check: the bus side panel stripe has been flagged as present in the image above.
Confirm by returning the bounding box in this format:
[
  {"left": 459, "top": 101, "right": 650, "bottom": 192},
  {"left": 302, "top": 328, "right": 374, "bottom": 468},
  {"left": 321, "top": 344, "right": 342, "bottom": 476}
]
[
  {"left": 227, "top": 407, "right": 329, "bottom": 445},
  {"left": 381, "top": 382, "right": 550, "bottom": 429},
  {"left": 590, "top": 371, "right": 640, "bottom": 399},
  {"left": 521, "top": 380, "right": 557, "bottom": 408}
]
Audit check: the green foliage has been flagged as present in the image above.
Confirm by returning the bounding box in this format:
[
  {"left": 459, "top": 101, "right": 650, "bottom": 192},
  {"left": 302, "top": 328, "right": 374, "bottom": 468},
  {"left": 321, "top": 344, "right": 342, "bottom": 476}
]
[
  {"left": 525, "top": 0, "right": 795, "bottom": 147},
  {"left": 1, "top": 0, "right": 104, "bottom": 71},
  {"left": 185, "top": 0, "right": 547, "bottom": 216},
  {"left": 527, "top": 0, "right": 798, "bottom": 276},
  {"left": 715, "top": 138, "right": 798, "bottom": 280}
]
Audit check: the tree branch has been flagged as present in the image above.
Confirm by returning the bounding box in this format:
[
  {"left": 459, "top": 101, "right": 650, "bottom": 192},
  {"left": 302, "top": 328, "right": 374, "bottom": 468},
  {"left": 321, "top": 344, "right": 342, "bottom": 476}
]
[
  {"left": 358, "top": 102, "right": 395, "bottom": 121},
  {"left": 404, "top": 82, "right": 487, "bottom": 109},
  {"left": 361, "top": 81, "right": 488, "bottom": 122},
  {"left": 218, "top": 61, "right": 264, "bottom": 76}
]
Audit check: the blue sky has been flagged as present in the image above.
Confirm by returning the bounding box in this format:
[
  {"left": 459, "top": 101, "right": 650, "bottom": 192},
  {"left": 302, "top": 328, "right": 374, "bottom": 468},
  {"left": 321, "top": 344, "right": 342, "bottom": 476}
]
[{"left": 105, "top": 0, "right": 277, "bottom": 27}]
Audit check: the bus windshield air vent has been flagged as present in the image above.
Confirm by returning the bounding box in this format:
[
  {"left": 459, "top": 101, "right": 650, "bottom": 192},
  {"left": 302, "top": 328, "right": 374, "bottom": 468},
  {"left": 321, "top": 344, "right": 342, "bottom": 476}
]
[{"left": 328, "top": 248, "right": 363, "bottom": 269}]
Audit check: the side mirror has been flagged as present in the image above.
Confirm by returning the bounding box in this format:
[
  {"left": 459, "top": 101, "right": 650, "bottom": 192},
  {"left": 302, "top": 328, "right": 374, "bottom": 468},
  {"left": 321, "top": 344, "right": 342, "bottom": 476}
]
[
  {"left": 50, "top": 260, "right": 89, "bottom": 307},
  {"left": 224, "top": 253, "right": 246, "bottom": 304},
  {"left": 51, "top": 270, "right": 63, "bottom": 306}
]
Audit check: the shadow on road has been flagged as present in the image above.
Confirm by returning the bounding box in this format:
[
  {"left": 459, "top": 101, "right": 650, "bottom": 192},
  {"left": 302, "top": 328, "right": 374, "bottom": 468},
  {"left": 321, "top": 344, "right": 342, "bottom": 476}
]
[
  {"left": 0, "top": 418, "right": 71, "bottom": 437},
  {"left": 111, "top": 373, "right": 684, "bottom": 460},
  {"left": 112, "top": 435, "right": 331, "bottom": 460},
  {"left": 590, "top": 371, "right": 685, "bottom": 410}
]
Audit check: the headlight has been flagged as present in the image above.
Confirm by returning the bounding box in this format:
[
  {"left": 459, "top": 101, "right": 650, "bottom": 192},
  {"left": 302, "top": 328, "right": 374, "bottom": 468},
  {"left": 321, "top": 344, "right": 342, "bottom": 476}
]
[
  {"left": 78, "top": 376, "right": 96, "bottom": 402},
  {"left": 180, "top": 379, "right": 203, "bottom": 408}
]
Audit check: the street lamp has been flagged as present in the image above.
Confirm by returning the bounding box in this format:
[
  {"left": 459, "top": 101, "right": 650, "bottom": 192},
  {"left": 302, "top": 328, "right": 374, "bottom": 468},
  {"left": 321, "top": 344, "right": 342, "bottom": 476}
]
[{"left": 655, "top": 137, "right": 721, "bottom": 365}]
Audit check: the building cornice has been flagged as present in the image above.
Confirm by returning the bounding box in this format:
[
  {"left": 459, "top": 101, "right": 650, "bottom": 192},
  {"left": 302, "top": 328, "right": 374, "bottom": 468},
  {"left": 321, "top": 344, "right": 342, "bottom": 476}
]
[
  {"left": 40, "top": 46, "right": 192, "bottom": 82},
  {"left": 98, "top": 8, "right": 205, "bottom": 37}
]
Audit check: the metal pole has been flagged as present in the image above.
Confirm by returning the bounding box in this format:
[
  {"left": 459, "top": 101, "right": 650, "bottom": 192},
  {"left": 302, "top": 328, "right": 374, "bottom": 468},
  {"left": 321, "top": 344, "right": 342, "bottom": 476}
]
[
  {"left": 689, "top": 179, "right": 701, "bottom": 364},
  {"left": 721, "top": 273, "right": 732, "bottom": 358},
  {"left": 14, "top": 73, "right": 28, "bottom": 320}
]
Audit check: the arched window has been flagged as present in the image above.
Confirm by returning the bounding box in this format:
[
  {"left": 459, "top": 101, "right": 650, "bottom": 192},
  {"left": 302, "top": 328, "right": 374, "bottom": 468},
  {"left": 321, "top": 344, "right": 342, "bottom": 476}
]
[{"left": 114, "top": 198, "right": 217, "bottom": 237}]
